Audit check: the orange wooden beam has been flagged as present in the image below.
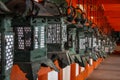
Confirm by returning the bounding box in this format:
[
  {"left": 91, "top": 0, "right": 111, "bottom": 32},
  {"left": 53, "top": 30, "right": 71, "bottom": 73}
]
[{"left": 97, "top": 0, "right": 120, "bottom": 4}]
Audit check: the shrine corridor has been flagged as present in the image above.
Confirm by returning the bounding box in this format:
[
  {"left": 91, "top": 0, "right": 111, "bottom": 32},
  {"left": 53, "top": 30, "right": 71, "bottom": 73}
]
[{"left": 87, "top": 54, "right": 120, "bottom": 80}]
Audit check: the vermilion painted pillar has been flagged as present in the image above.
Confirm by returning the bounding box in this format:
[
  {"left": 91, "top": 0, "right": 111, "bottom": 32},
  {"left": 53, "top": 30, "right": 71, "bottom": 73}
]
[
  {"left": 38, "top": 67, "right": 51, "bottom": 80},
  {"left": 10, "top": 65, "right": 27, "bottom": 80}
]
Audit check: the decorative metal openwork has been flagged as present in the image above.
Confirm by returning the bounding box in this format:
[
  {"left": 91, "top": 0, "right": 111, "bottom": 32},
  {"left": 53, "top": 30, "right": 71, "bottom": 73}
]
[
  {"left": 0, "top": 16, "right": 14, "bottom": 80},
  {"left": 47, "top": 24, "right": 61, "bottom": 44},
  {"left": 12, "top": 17, "right": 59, "bottom": 80},
  {"left": 46, "top": 18, "right": 73, "bottom": 68},
  {"left": 79, "top": 37, "right": 86, "bottom": 50},
  {"left": 14, "top": 26, "right": 32, "bottom": 51},
  {"left": 5, "top": 34, "right": 14, "bottom": 71},
  {"left": 46, "top": 18, "right": 62, "bottom": 52}
]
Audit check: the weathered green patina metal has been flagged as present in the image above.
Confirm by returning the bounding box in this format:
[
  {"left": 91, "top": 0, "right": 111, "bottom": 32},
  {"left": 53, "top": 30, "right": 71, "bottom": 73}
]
[
  {"left": 104, "top": 37, "right": 110, "bottom": 54},
  {"left": 83, "top": 25, "right": 95, "bottom": 65},
  {"left": 12, "top": 15, "right": 59, "bottom": 80},
  {"left": 46, "top": 17, "right": 72, "bottom": 68},
  {"left": 99, "top": 36, "right": 107, "bottom": 58},
  {"left": 66, "top": 24, "right": 82, "bottom": 65},
  {"left": 76, "top": 26, "right": 88, "bottom": 67},
  {"left": 48, "top": 0, "right": 68, "bottom": 16},
  {"left": 91, "top": 27, "right": 101, "bottom": 61},
  {"left": 108, "top": 35, "right": 116, "bottom": 54},
  {"left": 0, "top": 13, "right": 14, "bottom": 80},
  {"left": 0, "top": 0, "right": 31, "bottom": 15},
  {"left": 11, "top": 1, "right": 63, "bottom": 79},
  {"left": 109, "top": 37, "right": 115, "bottom": 53}
]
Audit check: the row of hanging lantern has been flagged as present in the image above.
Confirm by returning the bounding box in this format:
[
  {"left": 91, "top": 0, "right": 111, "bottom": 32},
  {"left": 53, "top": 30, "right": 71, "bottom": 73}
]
[{"left": 0, "top": 0, "right": 117, "bottom": 80}]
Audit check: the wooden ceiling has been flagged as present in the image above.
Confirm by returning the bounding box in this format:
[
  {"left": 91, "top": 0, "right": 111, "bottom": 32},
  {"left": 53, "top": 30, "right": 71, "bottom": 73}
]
[
  {"left": 70, "top": 0, "right": 120, "bottom": 31},
  {"left": 101, "top": 1, "right": 120, "bottom": 31}
]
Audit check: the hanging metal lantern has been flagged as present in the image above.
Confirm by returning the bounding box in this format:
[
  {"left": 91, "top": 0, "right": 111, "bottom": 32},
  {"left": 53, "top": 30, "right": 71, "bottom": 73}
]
[
  {"left": 109, "top": 36, "right": 116, "bottom": 53},
  {"left": 11, "top": 1, "right": 65, "bottom": 79},
  {"left": 82, "top": 21, "right": 94, "bottom": 62},
  {"left": 46, "top": 17, "right": 72, "bottom": 68},
  {"left": 109, "top": 39, "right": 114, "bottom": 53},
  {"left": 103, "top": 37, "right": 108, "bottom": 56},
  {"left": 104, "top": 37, "right": 110, "bottom": 54},
  {"left": 76, "top": 26, "right": 88, "bottom": 67},
  {"left": 66, "top": 24, "right": 83, "bottom": 65},
  {"left": 0, "top": 13, "right": 14, "bottom": 80},
  {"left": 101, "top": 36, "right": 107, "bottom": 58},
  {"left": 88, "top": 27, "right": 99, "bottom": 61},
  {"left": 89, "top": 27, "right": 102, "bottom": 59},
  {"left": 12, "top": 15, "right": 60, "bottom": 80}
]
